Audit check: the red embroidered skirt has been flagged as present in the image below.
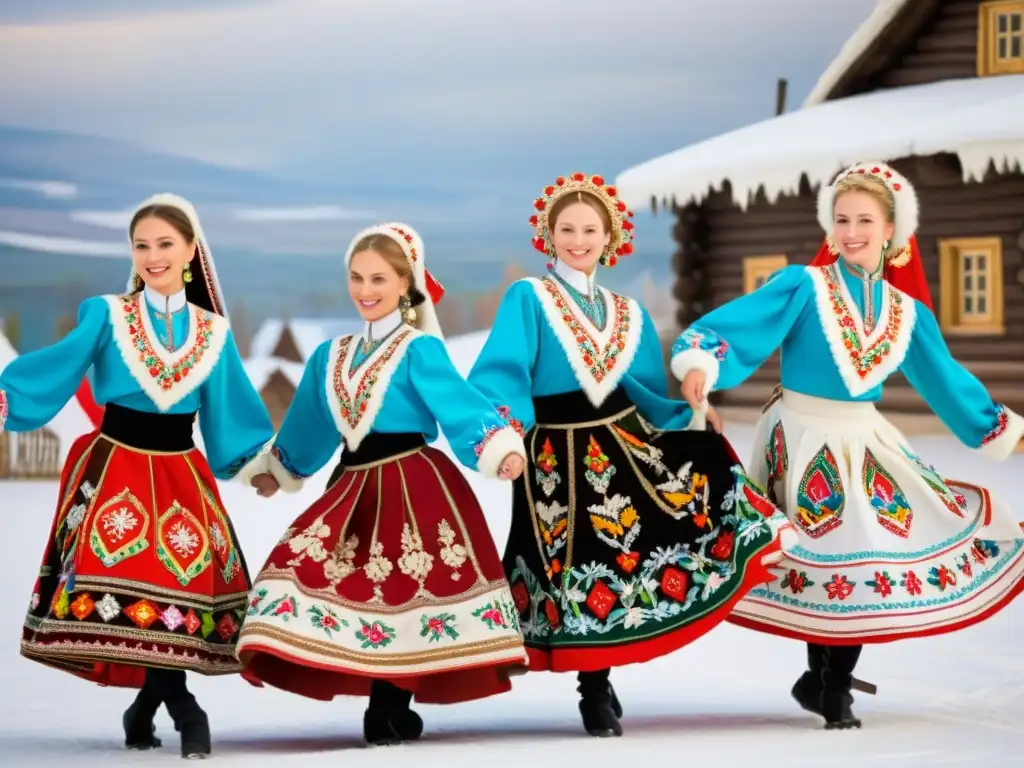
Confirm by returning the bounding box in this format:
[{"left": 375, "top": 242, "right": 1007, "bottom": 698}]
[
  {"left": 21, "top": 404, "right": 251, "bottom": 688},
  {"left": 238, "top": 432, "right": 529, "bottom": 705}
]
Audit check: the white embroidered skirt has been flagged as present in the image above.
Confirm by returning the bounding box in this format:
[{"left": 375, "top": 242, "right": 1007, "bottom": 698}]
[{"left": 730, "top": 389, "right": 1024, "bottom": 643}]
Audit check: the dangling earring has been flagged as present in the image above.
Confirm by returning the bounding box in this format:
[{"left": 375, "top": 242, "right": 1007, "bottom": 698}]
[
  {"left": 183, "top": 262, "right": 193, "bottom": 284},
  {"left": 400, "top": 295, "right": 417, "bottom": 325}
]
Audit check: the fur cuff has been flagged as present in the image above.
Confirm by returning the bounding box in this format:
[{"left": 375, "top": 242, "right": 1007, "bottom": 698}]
[
  {"left": 976, "top": 405, "right": 1024, "bottom": 462},
  {"left": 235, "top": 441, "right": 272, "bottom": 488},
  {"left": 475, "top": 425, "right": 527, "bottom": 479},
  {"left": 266, "top": 446, "right": 305, "bottom": 493},
  {"left": 670, "top": 348, "right": 720, "bottom": 394}
]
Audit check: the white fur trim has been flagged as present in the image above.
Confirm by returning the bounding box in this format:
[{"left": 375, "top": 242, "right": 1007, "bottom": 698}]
[
  {"left": 808, "top": 265, "right": 915, "bottom": 397},
  {"left": 344, "top": 222, "right": 443, "bottom": 339},
  {"left": 266, "top": 448, "right": 306, "bottom": 493},
  {"left": 235, "top": 441, "right": 272, "bottom": 487},
  {"left": 475, "top": 425, "right": 527, "bottom": 479},
  {"left": 324, "top": 329, "right": 419, "bottom": 452},
  {"left": 669, "top": 348, "right": 720, "bottom": 393},
  {"left": 817, "top": 162, "right": 919, "bottom": 255},
  {"left": 128, "top": 193, "right": 228, "bottom": 319},
  {"left": 527, "top": 277, "right": 642, "bottom": 408},
  {"left": 105, "top": 295, "right": 228, "bottom": 411},
  {"left": 977, "top": 407, "right": 1024, "bottom": 461}
]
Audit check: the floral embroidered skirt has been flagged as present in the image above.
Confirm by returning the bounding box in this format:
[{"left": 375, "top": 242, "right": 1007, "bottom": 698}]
[
  {"left": 237, "top": 431, "right": 529, "bottom": 705},
  {"left": 731, "top": 389, "right": 1024, "bottom": 644},
  {"left": 21, "top": 404, "right": 251, "bottom": 688},
  {"left": 504, "top": 387, "right": 790, "bottom": 672}
]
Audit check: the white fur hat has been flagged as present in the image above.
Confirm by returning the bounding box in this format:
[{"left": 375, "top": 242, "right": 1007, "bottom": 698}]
[{"left": 816, "top": 161, "right": 919, "bottom": 265}]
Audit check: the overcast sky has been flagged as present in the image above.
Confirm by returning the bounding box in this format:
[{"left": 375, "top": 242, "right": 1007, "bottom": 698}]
[{"left": 0, "top": 0, "right": 877, "bottom": 186}]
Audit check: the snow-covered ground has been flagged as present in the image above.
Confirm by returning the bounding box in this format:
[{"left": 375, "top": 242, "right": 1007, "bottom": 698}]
[{"left": 2, "top": 422, "right": 1021, "bottom": 766}]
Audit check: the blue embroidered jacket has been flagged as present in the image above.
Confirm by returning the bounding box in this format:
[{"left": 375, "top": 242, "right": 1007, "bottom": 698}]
[
  {"left": 258, "top": 309, "right": 527, "bottom": 491},
  {"left": 0, "top": 287, "right": 273, "bottom": 479},
  {"left": 669, "top": 261, "right": 1023, "bottom": 459},
  {"left": 467, "top": 261, "right": 695, "bottom": 432}
]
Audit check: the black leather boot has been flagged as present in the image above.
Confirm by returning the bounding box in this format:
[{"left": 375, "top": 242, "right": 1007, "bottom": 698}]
[
  {"left": 577, "top": 669, "right": 622, "bottom": 737},
  {"left": 123, "top": 675, "right": 162, "bottom": 750},
  {"left": 149, "top": 668, "right": 211, "bottom": 758},
  {"left": 792, "top": 644, "right": 863, "bottom": 730},
  {"left": 364, "top": 680, "right": 423, "bottom": 746}
]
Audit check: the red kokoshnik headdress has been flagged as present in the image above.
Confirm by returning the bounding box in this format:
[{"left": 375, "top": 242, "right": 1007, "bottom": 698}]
[
  {"left": 810, "top": 161, "right": 933, "bottom": 310},
  {"left": 530, "top": 172, "right": 635, "bottom": 267}
]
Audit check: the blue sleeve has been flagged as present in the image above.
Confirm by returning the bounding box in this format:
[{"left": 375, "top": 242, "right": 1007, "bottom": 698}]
[
  {"left": 900, "top": 302, "right": 1024, "bottom": 458},
  {"left": 270, "top": 340, "right": 342, "bottom": 480},
  {"left": 409, "top": 335, "right": 526, "bottom": 478},
  {"left": 632, "top": 306, "right": 670, "bottom": 396},
  {"left": 197, "top": 329, "right": 275, "bottom": 480},
  {"left": 466, "top": 280, "right": 539, "bottom": 432},
  {"left": 669, "top": 265, "right": 810, "bottom": 392},
  {"left": 0, "top": 296, "right": 106, "bottom": 432}
]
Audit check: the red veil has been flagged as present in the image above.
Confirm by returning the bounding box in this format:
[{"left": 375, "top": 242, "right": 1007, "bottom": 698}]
[{"left": 810, "top": 235, "right": 933, "bottom": 310}]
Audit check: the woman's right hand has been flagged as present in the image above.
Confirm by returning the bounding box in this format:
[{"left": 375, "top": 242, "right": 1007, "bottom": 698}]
[
  {"left": 680, "top": 369, "right": 707, "bottom": 412},
  {"left": 251, "top": 473, "right": 280, "bottom": 498}
]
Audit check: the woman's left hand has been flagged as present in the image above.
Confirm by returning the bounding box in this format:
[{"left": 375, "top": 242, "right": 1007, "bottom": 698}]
[{"left": 498, "top": 453, "right": 525, "bottom": 481}]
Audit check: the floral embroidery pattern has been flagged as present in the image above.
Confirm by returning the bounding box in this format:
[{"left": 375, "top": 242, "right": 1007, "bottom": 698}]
[
  {"left": 535, "top": 500, "right": 568, "bottom": 579},
  {"left": 118, "top": 294, "right": 215, "bottom": 391},
  {"left": 510, "top": 469, "right": 779, "bottom": 641},
  {"left": 981, "top": 405, "right": 1009, "bottom": 447},
  {"left": 89, "top": 488, "right": 150, "bottom": 568},
  {"left": 534, "top": 437, "right": 562, "bottom": 497},
  {"left": 356, "top": 619, "right": 395, "bottom": 649},
  {"left": 0, "top": 388, "right": 8, "bottom": 429},
  {"left": 308, "top": 605, "right": 348, "bottom": 637},
  {"left": 824, "top": 574, "right": 855, "bottom": 600},
  {"left": 781, "top": 569, "right": 814, "bottom": 594},
  {"left": 420, "top": 612, "right": 459, "bottom": 642},
  {"left": 540, "top": 276, "right": 632, "bottom": 384},
  {"left": 583, "top": 435, "right": 616, "bottom": 493},
  {"left": 397, "top": 523, "right": 434, "bottom": 587},
  {"left": 437, "top": 520, "right": 468, "bottom": 581},
  {"left": 820, "top": 263, "right": 905, "bottom": 381},
  {"left": 671, "top": 326, "right": 729, "bottom": 362},
  {"left": 472, "top": 600, "right": 519, "bottom": 631},
  {"left": 587, "top": 494, "right": 641, "bottom": 556},
  {"left": 655, "top": 463, "right": 712, "bottom": 524},
  {"left": 865, "top": 570, "right": 893, "bottom": 598},
  {"left": 899, "top": 446, "right": 966, "bottom": 516},
  {"left": 862, "top": 448, "right": 913, "bottom": 538},
  {"left": 156, "top": 501, "right": 212, "bottom": 587},
  {"left": 324, "top": 534, "right": 358, "bottom": 586},
  {"left": 795, "top": 445, "right": 845, "bottom": 539},
  {"left": 331, "top": 331, "right": 411, "bottom": 429}
]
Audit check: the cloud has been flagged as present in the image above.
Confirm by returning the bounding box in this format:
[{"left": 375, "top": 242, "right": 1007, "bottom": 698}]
[{"left": 0, "top": 0, "right": 877, "bottom": 180}]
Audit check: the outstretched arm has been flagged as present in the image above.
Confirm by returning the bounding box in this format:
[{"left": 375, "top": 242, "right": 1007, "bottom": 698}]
[
  {"left": 0, "top": 297, "right": 107, "bottom": 432},
  {"left": 901, "top": 303, "right": 1023, "bottom": 460},
  {"left": 670, "top": 265, "right": 811, "bottom": 394},
  {"left": 409, "top": 335, "right": 526, "bottom": 477},
  {"left": 466, "top": 280, "right": 539, "bottom": 433}
]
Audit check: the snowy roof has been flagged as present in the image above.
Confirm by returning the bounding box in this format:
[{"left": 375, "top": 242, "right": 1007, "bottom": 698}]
[
  {"left": 615, "top": 75, "right": 1024, "bottom": 211},
  {"left": 243, "top": 357, "right": 306, "bottom": 391},
  {"left": 250, "top": 317, "right": 364, "bottom": 361},
  {"left": 803, "top": 0, "right": 913, "bottom": 107}
]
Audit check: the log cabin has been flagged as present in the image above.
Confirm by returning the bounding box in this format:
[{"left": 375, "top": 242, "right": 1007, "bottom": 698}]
[{"left": 616, "top": 0, "right": 1024, "bottom": 415}]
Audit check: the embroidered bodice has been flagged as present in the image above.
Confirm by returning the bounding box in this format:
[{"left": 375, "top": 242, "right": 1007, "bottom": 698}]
[
  {"left": 350, "top": 309, "right": 404, "bottom": 372},
  {"left": 466, "top": 271, "right": 695, "bottom": 434},
  {"left": 669, "top": 263, "right": 1021, "bottom": 456},
  {"left": 0, "top": 293, "right": 274, "bottom": 479},
  {"left": 263, "top": 330, "right": 526, "bottom": 484},
  {"left": 550, "top": 260, "right": 606, "bottom": 328}
]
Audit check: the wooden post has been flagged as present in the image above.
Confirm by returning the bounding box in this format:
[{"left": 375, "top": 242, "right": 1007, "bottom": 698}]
[{"left": 776, "top": 77, "right": 788, "bottom": 115}]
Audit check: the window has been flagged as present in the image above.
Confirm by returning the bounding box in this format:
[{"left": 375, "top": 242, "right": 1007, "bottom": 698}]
[
  {"left": 978, "top": 1, "right": 1024, "bottom": 76},
  {"left": 937, "top": 237, "right": 1005, "bottom": 334},
  {"left": 742, "top": 255, "right": 788, "bottom": 294}
]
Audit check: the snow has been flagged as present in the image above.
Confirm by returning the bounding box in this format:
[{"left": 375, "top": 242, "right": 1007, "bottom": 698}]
[
  {"left": 250, "top": 318, "right": 363, "bottom": 361},
  {"left": 3, "top": 331, "right": 1022, "bottom": 765},
  {"left": 614, "top": 75, "right": 1024, "bottom": 211},
  {"left": 802, "top": 0, "right": 913, "bottom": 108}
]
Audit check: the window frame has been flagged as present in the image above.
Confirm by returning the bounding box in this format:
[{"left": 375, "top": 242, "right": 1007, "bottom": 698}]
[
  {"left": 937, "top": 236, "right": 1006, "bottom": 335},
  {"left": 742, "top": 254, "right": 788, "bottom": 294},
  {"left": 978, "top": 0, "right": 1024, "bottom": 76}
]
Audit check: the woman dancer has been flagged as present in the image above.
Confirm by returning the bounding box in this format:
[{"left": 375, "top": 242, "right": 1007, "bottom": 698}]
[
  {"left": 466, "top": 172, "right": 791, "bottom": 737},
  {"left": 672, "top": 161, "right": 1024, "bottom": 729},
  {"left": 0, "top": 194, "right": 275, "bottom": 758},
  {"left": 238, "top": 222, "right": 530, "bottom": 746}
]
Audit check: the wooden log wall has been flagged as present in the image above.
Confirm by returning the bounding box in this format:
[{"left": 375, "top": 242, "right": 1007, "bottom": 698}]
[{"left": 681, "top": 155, "right": 1024, "bottom": 415}]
